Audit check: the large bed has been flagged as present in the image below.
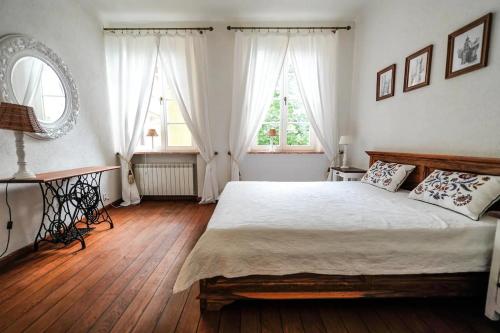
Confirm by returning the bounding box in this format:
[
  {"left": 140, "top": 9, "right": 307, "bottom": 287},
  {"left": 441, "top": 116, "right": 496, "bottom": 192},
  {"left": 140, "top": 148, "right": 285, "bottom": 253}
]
[{"left": 174, "top": 151, "right": 500, "bottom": 311}]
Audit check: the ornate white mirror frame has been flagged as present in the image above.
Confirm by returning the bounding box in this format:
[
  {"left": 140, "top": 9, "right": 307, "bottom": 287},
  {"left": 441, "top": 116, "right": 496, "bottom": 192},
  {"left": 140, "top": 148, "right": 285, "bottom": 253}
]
[{"left": 0, "top": 34, "right": 79, "bottom": 140}]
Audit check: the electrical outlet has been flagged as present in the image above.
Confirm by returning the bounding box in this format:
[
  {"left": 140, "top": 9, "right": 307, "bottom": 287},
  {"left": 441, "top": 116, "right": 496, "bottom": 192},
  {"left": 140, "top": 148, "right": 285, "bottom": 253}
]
[{"left": 102, "top": 192, "right": 110, "bottom": 202}]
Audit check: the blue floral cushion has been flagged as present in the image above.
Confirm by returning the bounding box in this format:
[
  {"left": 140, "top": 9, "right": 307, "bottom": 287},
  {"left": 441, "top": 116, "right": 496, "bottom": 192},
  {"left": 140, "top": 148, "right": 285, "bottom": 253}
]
[
  {"left": 408, "top": 169, "right": 500, "bottom": 220},
  {"left": 361, "top": 160, "right": 416, "bottom": 192}
]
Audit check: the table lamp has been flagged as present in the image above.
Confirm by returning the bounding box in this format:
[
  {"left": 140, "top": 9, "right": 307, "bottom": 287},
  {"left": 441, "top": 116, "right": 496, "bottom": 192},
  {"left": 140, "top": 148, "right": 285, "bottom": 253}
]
[
  {"left": 146, "top": 128, "right": 158, "bottom": 150},
  {"left": 267, "top": 128, "right": 277, "bottom": 152},
  {"left": 0, "top": 102, "right": 45, "bottom": 179},
  {"left": 339, "top": 135, "right": 352, "bottom": 169}
]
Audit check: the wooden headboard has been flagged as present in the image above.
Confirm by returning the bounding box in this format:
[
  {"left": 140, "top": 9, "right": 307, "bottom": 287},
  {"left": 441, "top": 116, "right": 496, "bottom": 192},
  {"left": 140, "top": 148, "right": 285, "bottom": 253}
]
[{"left": 366, "top": 151, "right": 500, "bottom": 192}]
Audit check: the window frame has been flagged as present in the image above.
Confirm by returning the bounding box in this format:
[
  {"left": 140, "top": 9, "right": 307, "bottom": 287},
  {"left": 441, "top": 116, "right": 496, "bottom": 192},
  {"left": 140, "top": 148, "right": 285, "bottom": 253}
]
[
  {"left": 252, "top": 56, "right": 317, "bottom": 153},
  {"left": 137, "top": 67, "right": 196, "bottom": 153}
]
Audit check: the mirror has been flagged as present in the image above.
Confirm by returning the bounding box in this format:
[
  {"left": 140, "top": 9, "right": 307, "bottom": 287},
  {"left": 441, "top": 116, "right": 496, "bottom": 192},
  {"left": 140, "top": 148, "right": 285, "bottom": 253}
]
[
  {"left": 0, "top": 34, "right": 79, "bottom": 139},
  {"left": 11, "top": 57, "right": 66, "bottom": 124}
]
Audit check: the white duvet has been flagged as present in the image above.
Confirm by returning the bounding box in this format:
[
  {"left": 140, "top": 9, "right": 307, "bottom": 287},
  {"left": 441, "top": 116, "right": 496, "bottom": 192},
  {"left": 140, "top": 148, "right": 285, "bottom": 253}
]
[{"left": 173, "top": 181, "right": 497, "bottom": 292}]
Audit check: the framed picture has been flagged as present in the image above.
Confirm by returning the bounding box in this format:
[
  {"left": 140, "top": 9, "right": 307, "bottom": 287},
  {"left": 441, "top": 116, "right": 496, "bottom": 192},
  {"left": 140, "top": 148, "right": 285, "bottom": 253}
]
[
  {"left": 446, "top": 13, "right": 492, "bottom": 79},
  {"left": 404, "top": 45, "right": 433, "bottom": 92},
  {"left": 376, "top": 64, "right": 396, "bottom": 101}
]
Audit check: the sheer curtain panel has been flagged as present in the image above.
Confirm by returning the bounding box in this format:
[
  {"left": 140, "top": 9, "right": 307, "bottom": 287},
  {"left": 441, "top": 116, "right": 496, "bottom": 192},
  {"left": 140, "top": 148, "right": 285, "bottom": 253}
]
[
  {"left": 158, "top": 33, "right": 218, "bottom": 203},
  {"left": 289, "top": 32, "right": 339, "bottom": 180},
  {"left": 229, "top": 32, "right": 289, "bottom": 181},
  {"left": 15, "top": 58, "right": 43, "bottom": 106},
  {"left": 105, "top": 35, "right": 159, "bottom": 206}
]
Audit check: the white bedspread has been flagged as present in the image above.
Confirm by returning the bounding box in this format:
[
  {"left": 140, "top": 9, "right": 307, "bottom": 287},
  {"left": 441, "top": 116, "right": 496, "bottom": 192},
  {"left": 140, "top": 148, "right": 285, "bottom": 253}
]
[{"left": 174, "top": 181, "right": 497, "bottom": 292}]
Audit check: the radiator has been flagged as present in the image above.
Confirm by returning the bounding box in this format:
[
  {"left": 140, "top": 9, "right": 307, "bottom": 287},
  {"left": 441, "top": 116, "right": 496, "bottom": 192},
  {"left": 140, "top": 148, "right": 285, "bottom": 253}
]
[{"left": 133, "top": 163, "right": 195, "bottom": 196}]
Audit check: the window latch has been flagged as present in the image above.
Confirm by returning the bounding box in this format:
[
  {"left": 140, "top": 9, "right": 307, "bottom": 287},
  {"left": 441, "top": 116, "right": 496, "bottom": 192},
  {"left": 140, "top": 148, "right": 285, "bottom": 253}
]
[
  {"left": 283, "top": 96, "right": 287, "bottom": 105},
  {"left": 160, "top": 97, "right": 164, "bottom": 105}
]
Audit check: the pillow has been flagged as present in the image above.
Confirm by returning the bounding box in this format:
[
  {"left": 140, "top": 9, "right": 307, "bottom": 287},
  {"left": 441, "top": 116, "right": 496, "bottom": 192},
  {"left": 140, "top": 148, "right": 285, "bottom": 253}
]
[
  {"left": 361, "top": 160, "right": 416, "bottom": 192},
  {"left": 408, "top": 169, "right": 500, "bottom": 220}
]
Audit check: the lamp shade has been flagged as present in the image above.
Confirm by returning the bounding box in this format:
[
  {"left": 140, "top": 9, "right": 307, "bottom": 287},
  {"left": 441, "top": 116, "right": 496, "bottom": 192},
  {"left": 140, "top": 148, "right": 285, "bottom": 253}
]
[
  {"left": 339, "top": 135, "right": 352, "bottom": 145},
  {"left": 267, "top": 128, "right": 277, "bottom": 137},
  {"left": 146, "top": 128, "right": 159, "bottom": 137},
  {"left": 0, "top": 102, "right": 45, "bottom": 133}
]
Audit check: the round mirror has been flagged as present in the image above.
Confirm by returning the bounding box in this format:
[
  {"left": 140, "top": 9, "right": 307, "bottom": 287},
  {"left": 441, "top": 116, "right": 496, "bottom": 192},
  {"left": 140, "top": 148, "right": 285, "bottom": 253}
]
[
  {"left": 0, "top": 34, "right": 79, "bottom": 140},
  {"left": 11, "top": 57, "right": 66, "bottom": 124}
]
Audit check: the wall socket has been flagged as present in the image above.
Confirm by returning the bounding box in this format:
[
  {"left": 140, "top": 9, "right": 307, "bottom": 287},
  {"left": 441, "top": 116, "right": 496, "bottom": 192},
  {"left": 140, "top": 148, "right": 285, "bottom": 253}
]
[{"left": 102, "top": 192, "right": 110, "bottom": 202}]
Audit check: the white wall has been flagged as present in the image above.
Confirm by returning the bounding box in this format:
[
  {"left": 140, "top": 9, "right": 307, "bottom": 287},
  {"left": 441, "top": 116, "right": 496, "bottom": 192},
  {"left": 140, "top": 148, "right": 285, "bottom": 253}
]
[
  {"left": 349, "top": 0, "right": 500, "bottom": 169},
  {"left": 0, "top": 0, "right": 121, "bottom": 256}
]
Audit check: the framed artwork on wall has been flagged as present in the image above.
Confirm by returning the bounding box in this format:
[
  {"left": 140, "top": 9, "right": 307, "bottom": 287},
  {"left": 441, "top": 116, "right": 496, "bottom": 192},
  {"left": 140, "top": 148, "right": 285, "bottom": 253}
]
[
  {"left": 404, "top": 45, "right": 433, "bottom": 92},
  {"left": 445, "top": 13, "right": 492, "bottom": 79},
  {"left": 376, "top": 64, "right": 396, "bottom": 101}
]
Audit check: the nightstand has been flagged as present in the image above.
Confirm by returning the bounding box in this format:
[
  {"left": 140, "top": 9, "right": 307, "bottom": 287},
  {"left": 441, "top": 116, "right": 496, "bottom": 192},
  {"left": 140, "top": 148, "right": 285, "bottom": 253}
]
[
  {"left": 330, "top": 167, "right": 366, "bottom": 181},
  {"left": 486, "top": 217, "right": 500, "bottom": 320}
]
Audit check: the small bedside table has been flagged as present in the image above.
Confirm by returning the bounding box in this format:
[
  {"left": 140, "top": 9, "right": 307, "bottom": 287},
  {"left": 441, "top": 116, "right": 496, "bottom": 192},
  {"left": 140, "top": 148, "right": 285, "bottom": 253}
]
[
  {"left": 330, "top": 167, "right": 366, "bottom": 181},
  {"left": 486, "top": 216, "right": 500, "bottom": 320}
]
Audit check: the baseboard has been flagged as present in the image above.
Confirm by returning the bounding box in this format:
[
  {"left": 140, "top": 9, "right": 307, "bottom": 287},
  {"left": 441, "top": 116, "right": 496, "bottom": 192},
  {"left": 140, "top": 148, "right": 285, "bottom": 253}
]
[
  {"left": 0, "top": 199, "right": 122, "bottom": 271},
  {"left": 0, "top": 242, "right": 34, "bottom": 272}
]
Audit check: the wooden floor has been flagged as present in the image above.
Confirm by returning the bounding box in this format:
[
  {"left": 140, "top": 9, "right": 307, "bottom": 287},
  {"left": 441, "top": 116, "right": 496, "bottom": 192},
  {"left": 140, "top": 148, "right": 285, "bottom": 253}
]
[{"left": 0, "top": 201, "right": 499, "bottom": 333}]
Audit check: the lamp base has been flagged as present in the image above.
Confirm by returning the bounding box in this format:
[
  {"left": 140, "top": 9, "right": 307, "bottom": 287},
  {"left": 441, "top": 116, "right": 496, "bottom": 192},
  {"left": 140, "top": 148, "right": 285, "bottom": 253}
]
[
  {"left": 12, "top": 169, "right": 37, "bottom": 180},
  {"left": 341, "top": 147, "right": 349, "bottom": 169},
  {"left": 13, "top": 131, "right": 37, "bottom": 179}
]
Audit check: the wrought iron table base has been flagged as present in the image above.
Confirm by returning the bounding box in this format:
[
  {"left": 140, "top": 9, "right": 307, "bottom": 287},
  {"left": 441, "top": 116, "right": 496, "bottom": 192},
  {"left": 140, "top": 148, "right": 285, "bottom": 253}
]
[{"left": 34, "top": 172, "right": 113, "bottom": 251}]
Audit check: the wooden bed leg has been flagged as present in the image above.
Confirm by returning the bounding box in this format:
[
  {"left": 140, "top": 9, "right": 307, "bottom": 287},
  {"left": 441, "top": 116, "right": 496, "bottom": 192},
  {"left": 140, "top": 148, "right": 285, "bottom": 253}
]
[
  {"left": 204, "top": 299, "right": 235, "bottom": 311},
  {"left": 199, "top": 282, "right": 234, "bottom": 312},
  {"left": 199, "top": 279, "right": 235, "bottom": 312},
  {"left": 200, "top": 297, "right": 234, "bottom": 312},
  {"left": 200, "top": 298, "right": 207, "bottom": 312}
]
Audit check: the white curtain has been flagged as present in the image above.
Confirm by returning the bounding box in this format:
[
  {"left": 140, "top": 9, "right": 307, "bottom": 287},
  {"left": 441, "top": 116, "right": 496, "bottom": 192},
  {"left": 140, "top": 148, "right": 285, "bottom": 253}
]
[
  {"left": 289, "top": 33, "right": 339, "bottom": 180},
  {"left": 158, "top": 33, "right": 218, "bottom": 203},
  {"left": 229, "top": 32, "right": 289, "bottom": 181},
  {"left": 105, "top": 35, "right": 159, "bottom": 206}
]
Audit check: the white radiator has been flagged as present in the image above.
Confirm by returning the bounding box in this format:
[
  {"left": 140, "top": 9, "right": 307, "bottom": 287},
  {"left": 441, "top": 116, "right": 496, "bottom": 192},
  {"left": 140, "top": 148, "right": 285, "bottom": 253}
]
[{"left": 134, "top": 163, "right": 195, "bottom": 196}]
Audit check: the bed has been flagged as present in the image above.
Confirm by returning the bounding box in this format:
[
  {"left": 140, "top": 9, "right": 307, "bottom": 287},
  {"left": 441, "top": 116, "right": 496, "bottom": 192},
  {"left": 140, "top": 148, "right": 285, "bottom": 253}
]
[{"left": 173, "top": 151, "right": 500, "bottom": 311}]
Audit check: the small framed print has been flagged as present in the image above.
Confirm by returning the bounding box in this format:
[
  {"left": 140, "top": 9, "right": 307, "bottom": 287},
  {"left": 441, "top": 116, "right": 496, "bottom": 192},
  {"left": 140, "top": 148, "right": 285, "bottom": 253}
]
[
  {"left": 446, "top": 13, "right": 492, "bottom": 79},
  {"left": 404, "top": 45, "right": 433, "bottom": 92},
  {"left": 376, "top": 64, "right": 396, "bottom": 101}
]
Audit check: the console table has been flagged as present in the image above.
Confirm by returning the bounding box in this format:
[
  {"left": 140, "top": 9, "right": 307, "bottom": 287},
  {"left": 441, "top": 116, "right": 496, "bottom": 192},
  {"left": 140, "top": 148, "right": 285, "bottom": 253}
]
[{"left": 0, "top": 166, "right": 119, "bottom": 250}]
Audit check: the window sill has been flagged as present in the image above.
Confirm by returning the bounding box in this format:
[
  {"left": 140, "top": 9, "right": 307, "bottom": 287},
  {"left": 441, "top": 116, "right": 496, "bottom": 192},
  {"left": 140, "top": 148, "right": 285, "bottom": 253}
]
[
  {"left": 134, "top": 150, "right": 199, "bottom": 155},
  {"left": 248, "top": 151, "right": 324, "bottom": 155}
]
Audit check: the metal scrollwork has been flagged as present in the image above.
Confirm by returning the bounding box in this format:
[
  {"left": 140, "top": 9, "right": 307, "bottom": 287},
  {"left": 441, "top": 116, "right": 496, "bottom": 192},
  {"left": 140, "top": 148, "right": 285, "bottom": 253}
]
[
  {"left": 34, "top": 172, "right": 113, "bottom": 250},
  {"left": 69, "top": 180, "right": 101, "bottom": 226}
]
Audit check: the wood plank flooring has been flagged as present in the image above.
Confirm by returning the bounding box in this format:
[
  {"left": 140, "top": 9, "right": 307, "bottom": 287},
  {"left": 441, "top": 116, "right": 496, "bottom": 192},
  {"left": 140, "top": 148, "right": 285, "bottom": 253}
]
[{"left": 0, "top": 201, "right": 499, "bottom": 333}]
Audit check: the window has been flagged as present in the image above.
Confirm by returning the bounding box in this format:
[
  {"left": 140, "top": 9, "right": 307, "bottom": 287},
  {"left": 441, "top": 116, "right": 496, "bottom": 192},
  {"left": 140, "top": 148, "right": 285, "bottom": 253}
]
[
  {"left": 40, "top": 66, "right": 66, "bottom": 123},
  {"left": 139, "top": 66, "right": 194, "bottom": 151},
  {"left": 254, "top": 55, "right": 316, "bottom": 152}
]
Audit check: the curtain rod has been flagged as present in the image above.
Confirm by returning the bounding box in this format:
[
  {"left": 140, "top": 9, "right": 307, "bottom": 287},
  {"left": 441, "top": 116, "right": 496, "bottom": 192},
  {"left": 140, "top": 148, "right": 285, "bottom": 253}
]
[
  {"left": 227, "top": 25, "right": 351, "bottom": 32},
  {"left": 103, "top": 27, "right": 214, "bottom": 34}
]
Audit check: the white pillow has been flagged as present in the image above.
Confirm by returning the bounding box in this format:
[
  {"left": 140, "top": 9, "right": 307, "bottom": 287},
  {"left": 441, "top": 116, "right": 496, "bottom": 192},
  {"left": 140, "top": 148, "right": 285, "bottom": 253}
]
[
  {"left": 361, "top": 160, "right": 416, "bottom": 192},
  {"left": 408, "top": 169, "right": 500, "bottom": 220}
]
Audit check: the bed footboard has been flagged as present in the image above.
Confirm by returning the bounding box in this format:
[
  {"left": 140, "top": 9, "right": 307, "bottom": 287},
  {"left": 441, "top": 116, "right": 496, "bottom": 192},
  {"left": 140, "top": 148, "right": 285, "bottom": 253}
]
[{"left": 199, "top": 272, "right": 488, "bottom": 312}]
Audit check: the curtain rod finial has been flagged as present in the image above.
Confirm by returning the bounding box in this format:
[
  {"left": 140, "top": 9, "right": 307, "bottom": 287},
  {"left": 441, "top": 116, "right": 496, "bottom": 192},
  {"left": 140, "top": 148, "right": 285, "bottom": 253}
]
[
  {"left": 346, "top": 26, "right": 352, "bottom": 30},
  {"left": 227, "top": 26, "right": 231, "bottom": 30},
  {"left": 209, "top": 27, "right": 214, "bottom": 31}
]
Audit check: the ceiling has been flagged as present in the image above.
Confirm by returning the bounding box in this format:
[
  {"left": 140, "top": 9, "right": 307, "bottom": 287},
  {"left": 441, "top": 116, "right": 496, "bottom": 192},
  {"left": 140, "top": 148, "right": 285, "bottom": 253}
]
[{"left": 81, "top": 0, "right": 367, "bottom": 25}]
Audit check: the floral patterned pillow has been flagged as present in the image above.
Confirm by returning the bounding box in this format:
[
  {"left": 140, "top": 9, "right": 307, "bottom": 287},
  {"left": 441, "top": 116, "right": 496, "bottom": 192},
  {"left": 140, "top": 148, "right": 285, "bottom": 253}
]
[
  {"left": 361, "top": 160, "right": 416, "bottom": 192},
  {"left": 408, "top": 170, "right": 500, "bottom": 220}
]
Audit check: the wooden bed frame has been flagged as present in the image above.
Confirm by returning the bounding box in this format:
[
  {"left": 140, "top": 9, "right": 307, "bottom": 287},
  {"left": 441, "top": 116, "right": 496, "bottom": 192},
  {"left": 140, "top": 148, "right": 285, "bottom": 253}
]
[{"left": 199, "top": 151, "right": 500, "bottom": 311}]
